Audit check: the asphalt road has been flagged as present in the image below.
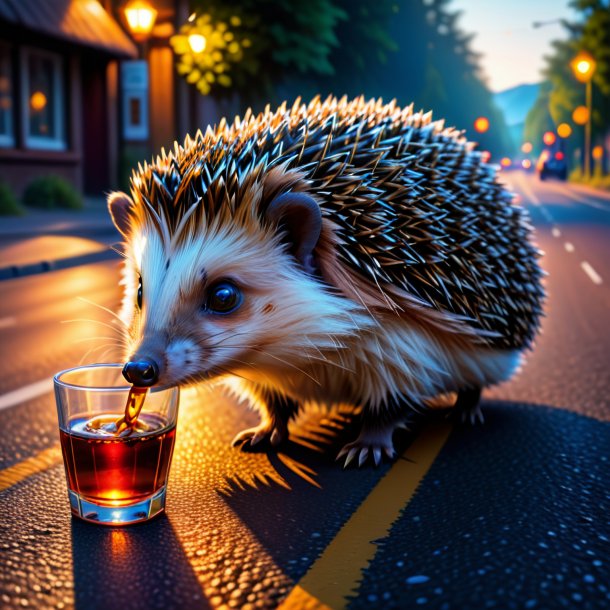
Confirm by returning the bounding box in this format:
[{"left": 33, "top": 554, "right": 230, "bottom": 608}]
[{"left": 0, "top": 170, "right": 608, "bottom": 610}]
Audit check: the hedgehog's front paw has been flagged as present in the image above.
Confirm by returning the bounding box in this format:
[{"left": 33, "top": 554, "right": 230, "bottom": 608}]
[
  {"left": 231, "top": 421, "right": 288, "bottom": 451},
  {"left": 336, "top": 422, "right": 407, "bottom": 468}
]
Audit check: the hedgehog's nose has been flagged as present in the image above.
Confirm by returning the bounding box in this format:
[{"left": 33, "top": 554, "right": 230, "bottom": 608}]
[{"left": 122, "top": 359, "right": 159, "bottom": 387}]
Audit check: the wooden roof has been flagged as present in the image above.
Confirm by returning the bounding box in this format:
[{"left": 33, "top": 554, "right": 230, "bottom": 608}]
[{"left": 0, "top": 0, "right": 137, "bottom": 58}]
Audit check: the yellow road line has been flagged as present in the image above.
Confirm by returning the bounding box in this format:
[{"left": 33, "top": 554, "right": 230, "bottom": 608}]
[
  {"left": 278, "top": 421, "right": 453, "bottom": 610},
  {"left": 0, "top": 445, "right": 63, "bottom": 492}
]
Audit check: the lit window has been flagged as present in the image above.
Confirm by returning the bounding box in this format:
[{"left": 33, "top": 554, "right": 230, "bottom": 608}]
[
  {"left": 22, "top": 49, "right": 66, "bottom": 150},
  {"left": 0, "top": 45, "right": 14, "bottom": 148}
]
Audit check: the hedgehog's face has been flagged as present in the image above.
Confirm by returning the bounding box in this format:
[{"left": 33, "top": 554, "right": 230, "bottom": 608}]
[{"left": 108, "top": 191, "right": 360, "bottom": 389}]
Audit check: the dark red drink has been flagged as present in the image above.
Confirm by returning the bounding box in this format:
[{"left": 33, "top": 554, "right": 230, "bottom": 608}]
[{"left": 59, "top": 413, "right": 176, "bottom": 506}]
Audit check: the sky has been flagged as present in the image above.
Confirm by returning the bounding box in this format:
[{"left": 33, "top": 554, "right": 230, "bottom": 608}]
[{"left": 451, "top": 0, "right": 579, "bottom": 92}]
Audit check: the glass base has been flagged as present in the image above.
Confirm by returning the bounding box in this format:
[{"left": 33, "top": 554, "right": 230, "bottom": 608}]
[{"left": 68, "top": 487, "right": 166, "bottom": 526}]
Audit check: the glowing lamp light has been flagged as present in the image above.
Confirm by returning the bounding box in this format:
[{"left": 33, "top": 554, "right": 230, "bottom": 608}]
[
  {"left": 521, "top": 142, "right": 533, "bottom": 154},
  {"left": 474, "top": 117, "right": 490, "bottom": 133},
  {"left": 543, "top": 131, "right": 556, "bottom": 146},
  {"left": 570, "top": 51, "right": 596, "bottom": 83},
  {"left": 521, "top": 159, "right": 532, "bottom": 169},
  {"left": 188, "top": 33, "right": 207, "bottom": 53},
  {"left": 572, "top": 105, "right": 589, "bottom": 125},
  {"left": 30, "top": 91, "right": 47, "bottom": 111},
  {"left": 124, "top": 0, "right": 157, "bottom": 41},
  {"left": 500, "top": 157, "right": 511, "bottom": 168},
  {"left": 557, "top": 123, "right": 572, "bottom": 138},
  {"left": 555, "top": 151, "right": 565, "bottom": 161},
  {"left": 592, "top": 145, "right": 603, "bottom": 160}
]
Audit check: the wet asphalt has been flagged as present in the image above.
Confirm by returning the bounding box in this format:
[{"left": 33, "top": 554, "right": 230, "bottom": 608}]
[{"left": 0, "top": 171, "right": 608, "bottom": 609}]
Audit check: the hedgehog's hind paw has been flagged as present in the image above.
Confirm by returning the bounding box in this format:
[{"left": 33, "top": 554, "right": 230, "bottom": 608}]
[
  {"left": 337, "top": 423, "right": 402, "bottom": 468},
  {"left": 450, "top": 387, "right": 484, "bottom": 425},
  {"left": 231, "top": 421, "right": 288, "bottom": 451}
]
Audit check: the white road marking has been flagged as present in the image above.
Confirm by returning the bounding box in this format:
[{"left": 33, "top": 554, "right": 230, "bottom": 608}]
[
  {"left": 0, "top": 317, "right": 16, "bottom": 329},
  {"left": 551, "top": 227, "right": 561, "bottom": 238},
  {"left": 564, "top": 242, "right": 575, "bottom": 253},
  {"left": 0, "top": 378, "right": 53, "bottom": 412},
  {"left": 581, "top": 261, "right": 603, "bottom": 285}
]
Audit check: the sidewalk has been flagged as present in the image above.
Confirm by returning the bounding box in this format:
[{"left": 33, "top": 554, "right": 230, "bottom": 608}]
[{"left": 0, "top": 197, "right": 121, "bottom": 280}]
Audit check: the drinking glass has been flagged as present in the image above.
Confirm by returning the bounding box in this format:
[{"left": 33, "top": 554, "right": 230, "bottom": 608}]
[{"left": 54, "top": 364, "right": 179, "bottom": 525}]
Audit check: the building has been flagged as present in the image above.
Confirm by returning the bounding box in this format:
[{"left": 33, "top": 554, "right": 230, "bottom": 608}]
[
  {"left": 0, "top": 0, "right": 238, "bottom": 200},
  {"left": 0, "top": 0, "right": 140, "bottom": 197}
]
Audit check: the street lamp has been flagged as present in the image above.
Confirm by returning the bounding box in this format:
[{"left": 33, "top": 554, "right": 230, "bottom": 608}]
[
  {"left": 123, "top": 0, "right": 158, "bottom": 42},
  {"left": 570, "top": 51, "right": 596, "bottom": 178}
]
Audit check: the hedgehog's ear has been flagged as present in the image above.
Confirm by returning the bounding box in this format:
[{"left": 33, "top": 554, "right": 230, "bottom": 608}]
[
  {"left": 266, "top": 192, "right": 322, "bottom": 275},
  {"left": 107, "top": 191, "right": 134, "bottom": 239}
]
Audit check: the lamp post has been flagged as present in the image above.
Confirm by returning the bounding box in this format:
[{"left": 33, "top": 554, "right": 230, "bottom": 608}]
[{"left": 570, "top": 51, "right": 596, "bottom": 179}]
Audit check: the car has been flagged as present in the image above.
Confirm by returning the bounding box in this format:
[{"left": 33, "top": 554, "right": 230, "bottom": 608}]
[{"left": 538, "top": 150, "right": 567, "bottom": 181}]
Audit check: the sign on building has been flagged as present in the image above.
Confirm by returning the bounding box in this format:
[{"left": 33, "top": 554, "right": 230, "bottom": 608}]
[{"left": 121, "top": 60, "right": 148, "bottom": 141}]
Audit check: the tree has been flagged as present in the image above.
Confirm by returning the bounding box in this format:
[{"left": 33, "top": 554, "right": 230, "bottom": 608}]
[
  {"left": 183, "top": 0, "right": 397, "bottom": 105},
  {"left": 525, "top": 1, "right": 610, "bottom": 163}
]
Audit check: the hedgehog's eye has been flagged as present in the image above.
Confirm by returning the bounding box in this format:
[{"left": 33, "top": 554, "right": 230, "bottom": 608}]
[
  {"left": 206, "top": 281, "right": 242, "bottom": 315},
  {"left": 137, "top": 276, "right": 143, "bottom": 309}
]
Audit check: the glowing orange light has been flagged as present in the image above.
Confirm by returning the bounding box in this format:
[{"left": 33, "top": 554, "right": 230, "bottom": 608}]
[
  {"left": 521, "top": 142, "right": 533, "bottom": 154},
  {"left": 522, "top": 159, "right": 532, "bottom": 169},
  {"left": 557, "top": 123, "right": 572, "bottom": 138},
  {"left": 30, "top": 91, "right": 47, "bottom": 111},
  {"left": 572, "top": 106, "right": 589, "bottom": 125},
  {"left": 500, "top": 157, "right": 511, "bottom": 168},
  {"left": 592, "top": 145, "right": 603, "bottom": 160},
  {"left": 474, "top": 117, "right": 490, "bottom": 133},
  {"left": 543, "top": 131, "right": 556, "bottom": 146},
  {"left": 555, "top": 151, "right": 564, "bottom": 161},
  {"left": 570, "top": 51, "right": 596, "bottom": 83},
  {"left": 124, "top": 0, "right": 157, "bottom": 41}
]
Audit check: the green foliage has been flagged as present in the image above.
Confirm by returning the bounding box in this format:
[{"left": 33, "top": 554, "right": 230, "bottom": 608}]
[
  {"left": 524, "top": 83, "right": 559, "bottom": 156},
  {"left": 187, "top": 0, "right": 350, "bottom": 102},
  {"left": 22, "top": 176, "right": 83, "bottom": 210},
  {"left": 183, "top": 0, "right": 512, "bottom": 157},
  {"left": 0, "top": 181, "right": 23, "bottom": 216}
]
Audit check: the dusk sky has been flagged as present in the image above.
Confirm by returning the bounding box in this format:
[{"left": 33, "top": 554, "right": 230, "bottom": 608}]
[{"left": 452, "top": 0, "right": 579, "bottom": 92}]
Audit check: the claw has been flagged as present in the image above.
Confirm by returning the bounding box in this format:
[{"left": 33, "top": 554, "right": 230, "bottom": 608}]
[
  {"left": 336, "top": 445, "right": 349, "bottom": 461},
  {"left": 344, "top": 447, "right": 359, "bottom": 468},
  {"left": 231, "top": 422, "right": 287, "bottom": 449},
  {"left": 358, "top": 447, "right": 369, "bottom": 467},
  {"left": 383, "top": 446, "right": 396, "bottom": 460},
  {"left": 270, "top": 427, "right": 285, "bottom": 446},
  {"left": 373, "top": 447, "right": 382, "bottom": 466}
]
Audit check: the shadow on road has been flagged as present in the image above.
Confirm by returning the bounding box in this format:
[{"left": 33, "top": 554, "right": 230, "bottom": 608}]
[{"left": 71, "top": 515, "right": 208, "bottom": 610}]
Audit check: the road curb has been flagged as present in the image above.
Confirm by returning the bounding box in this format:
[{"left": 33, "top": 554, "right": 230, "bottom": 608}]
[{"left": 0, "top": 248, "right": 119, "bottom": 281}]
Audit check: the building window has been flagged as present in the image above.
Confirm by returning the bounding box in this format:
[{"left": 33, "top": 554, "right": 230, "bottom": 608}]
[
  {"left": 21, "top": 49, "right": 66, "bottom": 150},
  {"left": 0, "top": 45, "right": 14, "bottom": 148}
]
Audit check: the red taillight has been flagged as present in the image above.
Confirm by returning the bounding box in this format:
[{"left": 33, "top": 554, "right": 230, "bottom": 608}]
[{"left": 555, "top": 151, "right": 565, "bottom": 161}]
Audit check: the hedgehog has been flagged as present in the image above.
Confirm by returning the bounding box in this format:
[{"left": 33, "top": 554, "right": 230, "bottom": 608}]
[{"left": 108, "top": 95, "right": 544, "bottom": 467}]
